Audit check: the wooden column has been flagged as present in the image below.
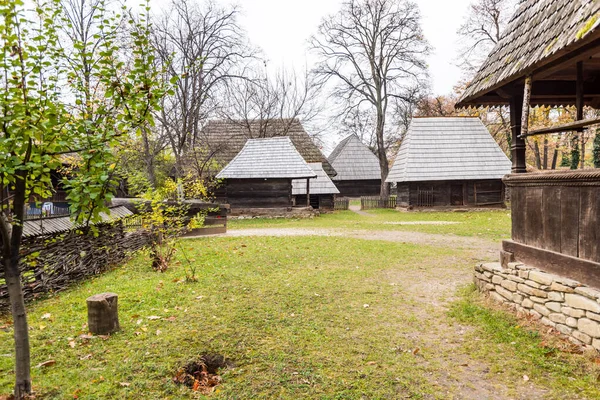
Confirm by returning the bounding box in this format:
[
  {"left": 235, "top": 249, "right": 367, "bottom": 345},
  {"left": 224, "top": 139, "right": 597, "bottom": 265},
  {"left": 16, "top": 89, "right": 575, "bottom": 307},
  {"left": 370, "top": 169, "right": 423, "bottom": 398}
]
[
  {"left": 576, "top": 61, "right": 585, "bottom": 169},
  {"left": 510, "top": 95, "right": 527, "bottom": 173},
  {"left": 306, "top": 178, "right": 310, "bottom": 207}
]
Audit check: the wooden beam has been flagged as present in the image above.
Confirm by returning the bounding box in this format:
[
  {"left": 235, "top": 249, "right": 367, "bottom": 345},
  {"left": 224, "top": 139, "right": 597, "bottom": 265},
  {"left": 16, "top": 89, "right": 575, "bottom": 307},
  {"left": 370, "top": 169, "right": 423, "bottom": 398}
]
[
  {"left": 520, "top": 76, "right": 533, "bottom": 138},
  {"left": 520, "top": 117, "right": 600, "bottom": 137},
  {"left": 576, "top": 62, "right": 584, "bottom": 121}
]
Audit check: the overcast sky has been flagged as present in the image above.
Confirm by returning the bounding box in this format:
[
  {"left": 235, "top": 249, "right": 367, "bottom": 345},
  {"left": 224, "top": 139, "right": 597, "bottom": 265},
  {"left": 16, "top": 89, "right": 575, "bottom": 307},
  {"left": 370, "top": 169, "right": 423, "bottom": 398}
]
[{"left": 150, "top": 0, "right": 476, "bottom": 96}]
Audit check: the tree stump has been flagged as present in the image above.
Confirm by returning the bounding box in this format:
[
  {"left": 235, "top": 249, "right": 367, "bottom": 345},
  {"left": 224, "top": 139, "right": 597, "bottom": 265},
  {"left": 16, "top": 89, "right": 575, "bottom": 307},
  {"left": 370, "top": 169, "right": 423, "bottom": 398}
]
[{"left": 86, "top": 293, "right": 120, "bottom": 335}]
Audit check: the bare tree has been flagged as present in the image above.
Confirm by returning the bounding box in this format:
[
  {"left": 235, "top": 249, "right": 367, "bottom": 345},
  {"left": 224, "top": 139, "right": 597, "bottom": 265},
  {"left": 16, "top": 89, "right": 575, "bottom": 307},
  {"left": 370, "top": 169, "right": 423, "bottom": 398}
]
[
  {"left": 457, "top": 0, "right": 517, "bottom": 73},
  {"left": 152, "top": 0, "right": 255, "bottom": 176},
  {"left": 221, "top": 66, "right": 323, "bottom": 137},
  {"left": 310, "top": 0, "right": 430, "bottom": 196}
]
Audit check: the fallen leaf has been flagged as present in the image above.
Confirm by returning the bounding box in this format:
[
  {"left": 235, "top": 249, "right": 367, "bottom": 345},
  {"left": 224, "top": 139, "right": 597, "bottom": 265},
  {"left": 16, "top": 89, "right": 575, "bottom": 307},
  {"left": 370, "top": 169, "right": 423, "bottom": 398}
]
[
  {"left": 41, "top": 313, "right": 52, "bottom": 320},
  {"left": 119, "top": 382, "right": 130, "bottom": 387},
  {"left": 36, "top": 359, "right": 56, "bottom": 368},
  {"left": 166, "top": 316, "right": 177, "bottom": 322},
  {"left": 136, "top": 319, "right": 142, "bottom": 325},
  {"left": 147, "top": 316, "right": 161, "bottom": 320},
  {"left": 367, "top": 361, "right": 377, "bottom": 365},
  {"left": 523, "top": 375, "right": 530, "bottom": 382},
  {"left": 156, "top": 329, "right": 161, "bottom": 336},
  {"left": 68, "top": 341, "right": 76, "bottom": 348},
  {"left": 79, "top": 354, "right": 92, "bottom": 360},
  {"left": 141, "top": 326, "right": 148, "bottom": 332},
  {"left": 412, "top": 348, "right": 420, "bottom": 355},
  {"left": 363, "top": 304, "right": 370, "bottom": 308}
]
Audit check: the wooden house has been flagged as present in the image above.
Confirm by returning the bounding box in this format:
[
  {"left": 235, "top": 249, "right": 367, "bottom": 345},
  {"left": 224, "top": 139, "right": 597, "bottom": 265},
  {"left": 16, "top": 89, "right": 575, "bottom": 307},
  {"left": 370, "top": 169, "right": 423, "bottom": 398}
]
[
  {"left": 386, "top": 117, "right": 511, "bottom": 207},
  {"left": 292, "top": 163, "right": 340, "bottom": 210},
  {"left": 457, "top": 0, "right": 600, "bottom": 287},
  {"left": 197, "top": 119, "right": 335, "bottom": 178},
  {"left": 215, "top": 137, "right": 316, "bottom": 209},
  {"left": 328, "top": 135, "right": 382, "bottom": 196}
]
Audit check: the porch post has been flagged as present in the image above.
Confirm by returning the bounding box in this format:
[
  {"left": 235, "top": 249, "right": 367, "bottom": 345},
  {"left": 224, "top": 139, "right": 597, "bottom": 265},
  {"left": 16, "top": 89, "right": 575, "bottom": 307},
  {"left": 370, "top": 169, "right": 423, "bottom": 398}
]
[
  {"left": 576, "top": 61, "right": 584, "bottom": 168},
  {"left": 510, "top": 95, "right": 526, "bottom": 173},
  {"left": 306, "top": 178, "right": 310, "bottom": 207}
]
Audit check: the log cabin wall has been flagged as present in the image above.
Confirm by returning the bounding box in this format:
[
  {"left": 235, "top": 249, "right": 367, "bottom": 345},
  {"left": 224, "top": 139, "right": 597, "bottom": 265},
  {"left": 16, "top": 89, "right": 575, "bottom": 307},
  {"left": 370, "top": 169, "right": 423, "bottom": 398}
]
[
  {"left": 335, "top": 180, "right": 382, "bottom": 197},
  {"left": 293, "top": 194, "right": 335, "bottom": 210},
  {"left": 397, "top": 179, "right": 505, "bottom": 207},
  {"left": 218, "top": 178, "right": 292, "bottom": 208},
  {"left": 503, "top": 171, "right": 600, "bottom": 284}
]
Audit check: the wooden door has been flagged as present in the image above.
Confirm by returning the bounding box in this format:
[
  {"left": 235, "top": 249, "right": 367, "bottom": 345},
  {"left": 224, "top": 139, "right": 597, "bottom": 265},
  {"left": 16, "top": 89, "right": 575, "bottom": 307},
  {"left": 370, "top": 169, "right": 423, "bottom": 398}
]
[{"left": 451, "top": 183, "right": 464, "bottom": 206}]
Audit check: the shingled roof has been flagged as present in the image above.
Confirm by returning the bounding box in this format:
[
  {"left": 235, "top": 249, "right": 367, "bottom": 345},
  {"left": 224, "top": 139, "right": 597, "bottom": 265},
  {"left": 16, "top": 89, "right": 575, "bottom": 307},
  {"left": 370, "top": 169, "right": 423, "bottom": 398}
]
[
  {"left": 216, "top": 137, "right": 317, "bottom": 180},
  {"left": 386, "top": 118, "right": 511, "bottom": 183},
  {"left": 458, "top": 0, "right": 600, "bottom": 107},
  {"left": 328, "top": 135, "right": 381, "bottom": 181},
  {"left": 292, "top": 163, "right": 340, "bottom": 195},
  {"left": 199, "top": 119, "right": 336, "bottom": 177}
]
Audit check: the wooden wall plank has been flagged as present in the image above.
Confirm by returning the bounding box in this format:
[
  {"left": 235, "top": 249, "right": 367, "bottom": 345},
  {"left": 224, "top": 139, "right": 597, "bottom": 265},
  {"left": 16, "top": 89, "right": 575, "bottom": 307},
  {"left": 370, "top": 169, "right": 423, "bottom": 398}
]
[
  {"left": 560, "top": 186, "right": 580, "bottom": 257},
  {"left": 579, "top": 187, "right": 600, "bottom": 262},
  {"left": 542, "top": 186, "right": 561, "bottom": 252},
  {"left": 524, "top": 187, "right": 544, "bottom": 248}
]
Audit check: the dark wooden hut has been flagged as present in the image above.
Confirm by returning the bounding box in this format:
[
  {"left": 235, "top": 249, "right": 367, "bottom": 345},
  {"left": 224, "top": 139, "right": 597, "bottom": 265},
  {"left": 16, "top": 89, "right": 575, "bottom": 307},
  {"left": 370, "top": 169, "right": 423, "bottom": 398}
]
[
  {"left": 215, "top": 137, "right": 316, "bottom": 209},
  {"left": 292, "top": 163, "right": 340, "bottom": 210},
  {"left": 196, "top": 119, "right": 335, "bottom": 178},
  {"left": 457, "top": 0, "right": 600, "bottom": 287},
  {"left": 386, "top": 117, "right": 511, "bottom": 207},
  {"left": 328, "top": 135, "right": 382, "bottom": 196}
]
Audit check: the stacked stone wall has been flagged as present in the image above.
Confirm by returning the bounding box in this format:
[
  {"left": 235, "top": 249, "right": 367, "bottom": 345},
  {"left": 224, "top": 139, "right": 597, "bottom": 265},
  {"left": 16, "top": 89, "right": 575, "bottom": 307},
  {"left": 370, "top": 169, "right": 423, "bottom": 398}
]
[{"left": 475, "top": 262, "right": 600, "bottom": 350}]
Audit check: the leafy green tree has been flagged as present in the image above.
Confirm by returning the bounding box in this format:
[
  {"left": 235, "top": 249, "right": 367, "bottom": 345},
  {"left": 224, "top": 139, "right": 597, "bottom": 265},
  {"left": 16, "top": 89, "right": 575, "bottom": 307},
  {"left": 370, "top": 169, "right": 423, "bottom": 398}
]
[{"left": 0, "top": 0, "right": 165, "bottom": 397}]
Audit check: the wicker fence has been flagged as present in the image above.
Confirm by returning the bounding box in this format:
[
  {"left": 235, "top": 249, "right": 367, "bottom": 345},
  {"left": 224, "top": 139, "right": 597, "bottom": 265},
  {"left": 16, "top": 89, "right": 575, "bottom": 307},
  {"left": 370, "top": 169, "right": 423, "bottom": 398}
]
[
  {"left": 360, "top": 196, "right": 397, "bottom": 210},
  {"left": 0, "top": 221, "right": 153, "bottom": 311},
  {"left": 334, "top": 197, "right": 350, "bottom": 211}
]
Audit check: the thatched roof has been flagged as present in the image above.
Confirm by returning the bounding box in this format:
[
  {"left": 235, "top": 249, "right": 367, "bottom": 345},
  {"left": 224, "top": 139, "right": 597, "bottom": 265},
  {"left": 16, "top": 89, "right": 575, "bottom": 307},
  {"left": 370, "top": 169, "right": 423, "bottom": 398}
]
[
  {"left": 198, "top": 119, "right": 336, "bottom": 177},
  {"left": 328, "top": 135, "right": 381, "bottom": 181},
  {"left": 292, "top": 163, "right": 340, "bottom": 195},
  {"left": 216, "top": 137, "right": 317, "bottom": 180},
  {"left": 386, "top": 117, "right": 511, "bottom": 183},
  {"left": 458, "top": 0, "right": 600, "bottom": 107}
]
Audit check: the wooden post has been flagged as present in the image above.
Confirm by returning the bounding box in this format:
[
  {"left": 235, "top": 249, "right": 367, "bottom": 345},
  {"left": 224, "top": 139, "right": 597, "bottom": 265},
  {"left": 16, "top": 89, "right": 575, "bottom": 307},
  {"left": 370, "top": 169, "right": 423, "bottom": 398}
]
[
  {"left": 306, "top": 178, "right": 310, "bottom": 207},
  {"left": 86, "top": 293, "right": 120, "bottom": 335},
  {"left": 520, "top": 76, "right": 533, "bottom": 138},
  {"left": 510, "top": 95, "right": 526, "bottom": 173},
  {"left": 576, "top": 61, "right": 585, "bottom": 168}
]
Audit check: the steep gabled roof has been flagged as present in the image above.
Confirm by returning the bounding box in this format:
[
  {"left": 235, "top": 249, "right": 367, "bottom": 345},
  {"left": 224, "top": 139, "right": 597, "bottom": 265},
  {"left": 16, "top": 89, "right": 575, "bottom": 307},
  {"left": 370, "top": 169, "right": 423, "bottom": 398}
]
[
  {"left": 458, "top": 0, "right": 600, "bottom": 107},
  {"left": 292, "top": 163, "right": 340, "bottom": 195},
  {"left": 328, "top": 135, "right": 381, "bottom": 181},
  {"left": 199, "top": 119, "right": 336, "bottom": 177},
  {"left": 386, "top": 117, "right": 511, "bottom": 183},
  {"left": 216, "top": 137, "right": 317, "bottom": 180}
]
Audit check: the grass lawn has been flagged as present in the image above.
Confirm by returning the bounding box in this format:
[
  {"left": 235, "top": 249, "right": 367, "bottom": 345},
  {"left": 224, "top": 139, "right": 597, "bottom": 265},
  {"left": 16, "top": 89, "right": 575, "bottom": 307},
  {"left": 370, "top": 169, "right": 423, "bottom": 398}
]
[
  {"left": 228, "top": 209, "right": 512, "bottom": 241},
  {"left": 1, "top": 209, "right": 599, "bottom": 399}
]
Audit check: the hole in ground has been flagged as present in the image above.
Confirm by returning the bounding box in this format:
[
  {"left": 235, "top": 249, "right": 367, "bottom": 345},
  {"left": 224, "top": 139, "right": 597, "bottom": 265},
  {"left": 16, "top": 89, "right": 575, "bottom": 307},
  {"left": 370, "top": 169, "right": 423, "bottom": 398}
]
[{"left": 173, "top": 354, "right": 232, "bottom": 394}]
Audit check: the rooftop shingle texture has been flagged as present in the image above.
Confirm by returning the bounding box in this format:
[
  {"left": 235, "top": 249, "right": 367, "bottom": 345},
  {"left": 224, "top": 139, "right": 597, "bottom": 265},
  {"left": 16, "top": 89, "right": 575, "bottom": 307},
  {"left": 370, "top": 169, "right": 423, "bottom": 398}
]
[
  {"left": 23, "top": 206, "right": 133, "bottom": 237},
  {"left": 386, "top": 118, "right": 511, "bottom": 183},
  {"left": 216, "top": 137, "right": 317, "bottom": 179},
  {"left": 328, "top": 135, "right": 381, "bottom": 181},
  {"left": 458, "top": 0, "right": 600, "bottom": 106},
  {"left": 200, "top": 119, "right": 336, "bottom": 177},
  {"left": 292, "top": 163, "right": 340, "bottom": 195}
]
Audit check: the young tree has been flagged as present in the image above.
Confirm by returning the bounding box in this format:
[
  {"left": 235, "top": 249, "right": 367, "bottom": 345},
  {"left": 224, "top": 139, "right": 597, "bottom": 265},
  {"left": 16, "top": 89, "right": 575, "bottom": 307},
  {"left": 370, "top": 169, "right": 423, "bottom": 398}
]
[
  {"left": 311, "top": 0, "right": 430, "bottom": 196},
  {"left": 0, "top": 0, "right": 164, "bottom": 397}
]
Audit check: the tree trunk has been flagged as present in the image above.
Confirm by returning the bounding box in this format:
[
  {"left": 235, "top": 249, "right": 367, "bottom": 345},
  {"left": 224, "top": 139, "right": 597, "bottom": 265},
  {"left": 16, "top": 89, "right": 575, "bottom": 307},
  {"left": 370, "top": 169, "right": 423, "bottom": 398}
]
[
  {"left": 3, "top": 256, "right": 31, "bottom": 398},
  {"left": 86, "top": 293, "right": 120, "bottom": 335},
  {"left": 581, "top": 133, "right": 586, "bottom": 169},
  {"left": 543, "top": 137, "right": 548, "bottom": 170},
  {"left": 534, "top": 141, "right": 542, "bottom": 169},
  {"left": 375, "top": 111, "right": 389, "bottom": 197},
  {"left": 551, "top": 149, "right": 558, "bottom": 169}
]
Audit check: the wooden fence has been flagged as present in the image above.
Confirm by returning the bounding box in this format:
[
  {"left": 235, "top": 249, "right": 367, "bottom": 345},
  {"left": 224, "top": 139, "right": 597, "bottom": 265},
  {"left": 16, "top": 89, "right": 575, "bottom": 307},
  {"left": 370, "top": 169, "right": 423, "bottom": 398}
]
[
  {"left": 417, "top": 190, "right": 434, "bottom": 207},
  {"left": 334, "top": 197, "right": 350, "bottom": 211},
  {"left": 360, "top": 196, "right": 397, "bottom": 210}
]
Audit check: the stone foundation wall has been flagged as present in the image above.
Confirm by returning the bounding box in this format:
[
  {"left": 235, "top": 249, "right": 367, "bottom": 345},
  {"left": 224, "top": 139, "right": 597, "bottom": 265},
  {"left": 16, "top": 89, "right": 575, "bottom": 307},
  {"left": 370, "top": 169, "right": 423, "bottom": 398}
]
[{"left": 475, "top": 262, "right": 600, "bottom": 351}]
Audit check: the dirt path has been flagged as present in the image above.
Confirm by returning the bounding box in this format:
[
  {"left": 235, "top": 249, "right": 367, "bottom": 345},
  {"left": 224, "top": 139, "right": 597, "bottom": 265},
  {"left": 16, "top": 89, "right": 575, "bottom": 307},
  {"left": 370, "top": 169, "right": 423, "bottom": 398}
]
[
  {"left": 348, "top": 204, "right": 373, "bottom": 216},
  {"left": 217, "top": 226, "right": 550, "bottom": 398}
]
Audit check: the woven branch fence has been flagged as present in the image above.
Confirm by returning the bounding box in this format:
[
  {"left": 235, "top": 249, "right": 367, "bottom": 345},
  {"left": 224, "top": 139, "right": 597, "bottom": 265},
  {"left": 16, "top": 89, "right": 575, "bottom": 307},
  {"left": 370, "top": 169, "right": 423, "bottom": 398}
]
[
  {"left": 0, "top": 220, "right": 153, "bottom": 311},
  {"left": 360, "top": 196, "right": 397, "bottom": 210}
]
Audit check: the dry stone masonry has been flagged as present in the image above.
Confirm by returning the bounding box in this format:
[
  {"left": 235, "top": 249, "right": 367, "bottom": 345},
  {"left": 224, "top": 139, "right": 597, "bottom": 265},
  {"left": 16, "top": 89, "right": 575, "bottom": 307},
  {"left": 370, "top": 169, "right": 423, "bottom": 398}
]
[{"left": 475, "top": 262, "right": 600, "bottom": 351}]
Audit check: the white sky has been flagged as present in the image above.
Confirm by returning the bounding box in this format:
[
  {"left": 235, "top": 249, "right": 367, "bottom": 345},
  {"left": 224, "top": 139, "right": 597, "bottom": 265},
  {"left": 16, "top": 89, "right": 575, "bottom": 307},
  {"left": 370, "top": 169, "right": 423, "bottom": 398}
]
[{"left": 150, "top": 0, "right": 475, "bottom": 96}]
